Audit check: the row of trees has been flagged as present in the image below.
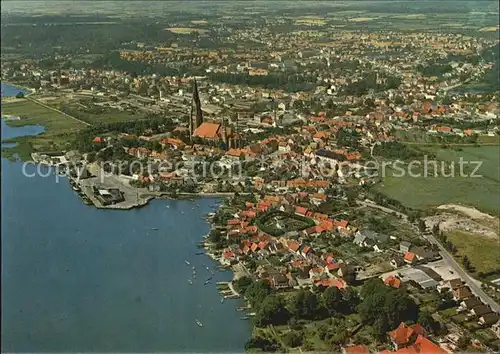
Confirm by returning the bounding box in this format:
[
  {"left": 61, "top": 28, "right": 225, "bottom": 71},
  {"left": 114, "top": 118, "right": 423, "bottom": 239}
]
[
  {"left": 206, "top": 72, "right": 317, "bottom": 92},
  {"left": 373, "top": 141, "right": 425, "bottom": 160}
]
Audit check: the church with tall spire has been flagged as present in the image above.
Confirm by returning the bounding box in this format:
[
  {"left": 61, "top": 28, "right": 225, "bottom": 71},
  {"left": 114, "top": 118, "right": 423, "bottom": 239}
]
[{"left": 189, "top": 78, "right": 204, "bottom": 143}]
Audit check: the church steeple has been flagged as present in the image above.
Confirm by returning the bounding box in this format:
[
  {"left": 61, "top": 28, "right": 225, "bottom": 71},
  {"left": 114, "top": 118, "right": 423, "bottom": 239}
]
[{"left": 192, "top": 78, "right": 203, "bottom": 129}]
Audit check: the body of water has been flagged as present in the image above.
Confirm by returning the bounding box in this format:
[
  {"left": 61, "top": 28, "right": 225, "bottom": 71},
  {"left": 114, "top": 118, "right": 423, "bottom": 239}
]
[
  {"left": 1, "top": 82, "right": 28, "bottom": 98},
  {"left": 1, "top": 85, "right": 250, "bottom": 352}
]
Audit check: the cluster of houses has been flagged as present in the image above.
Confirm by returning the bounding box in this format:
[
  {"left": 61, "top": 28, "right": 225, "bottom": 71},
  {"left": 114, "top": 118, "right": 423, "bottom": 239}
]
[
  {"left": 218, "top": 194, "right": 357, "bottom": 290},
  {"left": 437, "top": 278, "right": 500, "bottom": 329},
  {"left": 343, "top": 322, "right": 447, "bottom": 354}
]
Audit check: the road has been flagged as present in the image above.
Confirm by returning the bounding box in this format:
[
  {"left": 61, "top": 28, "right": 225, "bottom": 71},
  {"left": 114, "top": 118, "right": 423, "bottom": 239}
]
[
  {"left": 424, "top": 230, "right": 500, "bottom": 312},
  {"left": 357, "top": 200, "right": 500, "bottom": 312}
]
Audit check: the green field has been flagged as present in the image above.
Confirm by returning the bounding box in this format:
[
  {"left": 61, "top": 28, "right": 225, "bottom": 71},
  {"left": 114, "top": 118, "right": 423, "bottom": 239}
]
[
  {"left": 60, "top": 102, "right": 145, "bottom": 125},
  {"left": 1, "top": 99, "right": 86, "bottom": 159},
  {"left": 375, "top": 146, "right": 500, "bottom": 216},
  {"left": 446, "top": 230, "right": 500, "bottom": 275}
]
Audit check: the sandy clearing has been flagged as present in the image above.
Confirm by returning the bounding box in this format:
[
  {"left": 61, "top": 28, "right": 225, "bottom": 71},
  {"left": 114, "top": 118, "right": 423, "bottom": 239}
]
[
  {"left": 348, "top": 17, "right": 375, "bottom": 22},
  {"left": 425, "top": 204, "right": 499, "bottom": 240},
  {"left": 437, "top": 204, "right": 497, "bottom": 220}
]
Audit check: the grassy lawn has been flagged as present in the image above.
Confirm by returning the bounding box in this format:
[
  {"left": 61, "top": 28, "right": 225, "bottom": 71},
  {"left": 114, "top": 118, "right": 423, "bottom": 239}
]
[
  {"left": 439, "top": 307, "right": 457, "bottom": 318},
  {"left": 374, "top": 146, "right": 500, "bottom": 216},
  {"left": 446, "top": 230, "right": 500, "bottom": 275},
  {"left": 1, "top": 99, "right": 86, "bottom": 159}
]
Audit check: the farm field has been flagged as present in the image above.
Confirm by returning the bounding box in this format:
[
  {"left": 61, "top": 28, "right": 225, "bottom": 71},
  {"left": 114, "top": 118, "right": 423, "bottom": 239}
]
[
  {"left": 375, "top": 146, "right": 500, "bottom": 216},
  {"left": 58, "top": 102, "right": 145, "bottom": 125},
  {"left": 445, "top": 230, "right": 500, "bottom": 275}
]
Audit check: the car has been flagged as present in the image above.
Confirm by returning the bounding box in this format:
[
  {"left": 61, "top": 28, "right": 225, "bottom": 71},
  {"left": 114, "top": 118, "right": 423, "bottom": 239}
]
[{"left": 449, "top": 270, "right": 454, "bottom": 274}]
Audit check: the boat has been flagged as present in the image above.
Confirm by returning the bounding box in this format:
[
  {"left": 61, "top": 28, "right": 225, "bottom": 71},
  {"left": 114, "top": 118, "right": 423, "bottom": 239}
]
[
  {"left": 181, "top": 211, "right": 185, "bottom": 214},
  {"left": 192, "top": 266, "right": 195, "bottom": 270},
  {"left": 205, "top": 266, "right": 210, "bottom": 271},
  {"left": 204, "top": 280, "right": 211, "bottom": 285},
  {"left": 195, "top": 319, "right": 203, "bottom": 327},
  {"left": 185, "top": 260, "right": 191, "bottom": 266},
  {"left": 220, "top": 297, "right": 224, "bottom": 304},
  {"left": 188, "top": 279, "right": 193, "bottom": 285},
  {"left": 240, "top": 316, "right": 249, "bottom": 320},
  {"left": 206, "top": 276, "right": 212, "bottom": 281},
  {"left": 166, "top": 205, "right": 170, "bottom": 208},
  {"left": 150, "top": 228, "right": 158, "bottom": 231},
  {"left": 69, "top": 180, "right": 81, "bottom": 192},
  {"left": 195, "top": 252, "right": 204, "bottom": 255}
]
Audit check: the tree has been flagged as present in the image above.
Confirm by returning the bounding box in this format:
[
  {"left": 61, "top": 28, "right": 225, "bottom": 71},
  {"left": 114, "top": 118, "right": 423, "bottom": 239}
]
[
  {"left": 87, "top": 152, "right": 96, "bottom": 163},
  {"left": 293, "top": 289, "right": 318, "bottom": 319},
  {"left": 245, "top": 336, "right": 282, "bottom": 352},
  {"left": 255, "top": 294, "right": 289, "bottom": 326},
  {"left": 322, "top": 287, "right": 343, "bottom": 315},
  {"left": 244, "top": 280, "right": 271, "bottom": 309},
  {"left": 342, "top": 287, "right": 360, "bottom": 314},
  {"left": 283, "top": 330, "right": 303, "bottom": 348},
  {"left": 234, "top": 276, "right": 252, "bottom": 294},
  {"left": 418, "top": 219, "right": 426, "bottom": 232},
  {"left": 418, "top": 310, "right": 441, "bottom": 335},
  {"left": 456, "top": 335, "right": 470, "bottom": 350},
  {"left": 358, "top": 279, "right": 418, "bottom": 337}
]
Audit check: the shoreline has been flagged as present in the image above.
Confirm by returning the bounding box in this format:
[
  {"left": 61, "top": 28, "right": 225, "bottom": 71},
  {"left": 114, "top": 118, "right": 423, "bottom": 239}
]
[{"left": 1, "top": 81, "right": 35, "bottom": 97}]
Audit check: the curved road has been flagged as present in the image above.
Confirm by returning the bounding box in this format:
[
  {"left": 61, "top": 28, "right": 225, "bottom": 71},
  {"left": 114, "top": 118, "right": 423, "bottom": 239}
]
[{"left": 357, "top": 200, "right": 500, "bottom": 313}]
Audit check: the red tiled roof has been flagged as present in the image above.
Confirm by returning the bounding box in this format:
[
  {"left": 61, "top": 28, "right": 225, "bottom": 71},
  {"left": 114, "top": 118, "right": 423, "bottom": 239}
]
[
  {"left": 413, "top": 335, "right": 447, "bottom": 354},
  {"left": 288, "top": 241, "right": 301, "bottom": 252},
  {"left": 345, "top": 345, "right": 370, "bottom": 354},
  {"left": 334, "top": 219, "right": 349, "bottom": 228},
  {"left": 384, "top": 275, "right": 402, "bottom": 289},
  {"left": 193, "top": 122, "right": 220, "bottom": 138},
  {"left": 295, "top": 206, "right": 308, "bottom": 215},
  {"left": 326, "top": 263, "right": 341, "bottom": 271},
  {"left": 223, "top": 250, "right": 235, "bottom": 259},
  {"left": 389, "top": 322, "right": 415, "bottom": 347},
  {"left": 411, "top": 324, "right": 427, "bottom": 337},
  {"left": 404, "top": 252, "right": 416, "bottom": 262}
]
